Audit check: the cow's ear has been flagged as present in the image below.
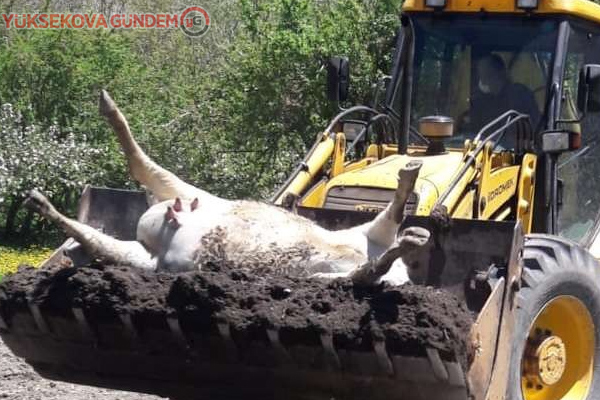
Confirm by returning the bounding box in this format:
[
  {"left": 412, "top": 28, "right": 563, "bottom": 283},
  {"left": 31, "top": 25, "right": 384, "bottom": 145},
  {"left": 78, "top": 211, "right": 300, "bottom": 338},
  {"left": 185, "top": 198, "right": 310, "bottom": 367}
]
[
  {"left": 173, "top": 197, "right": 183, "bottom": 212},
  {"left": 165, "top": 206, "right": 181, "bottom": 228},
  {"left": 191, "top": 198, "right": 199, "bottom": 211}
]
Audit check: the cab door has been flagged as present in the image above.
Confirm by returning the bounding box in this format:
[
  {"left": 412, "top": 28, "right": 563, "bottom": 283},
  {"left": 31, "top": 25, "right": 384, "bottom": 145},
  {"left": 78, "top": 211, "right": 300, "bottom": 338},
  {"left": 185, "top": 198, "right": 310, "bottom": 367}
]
[{"left": 555, "top": 22, "right": 600, "bottom": 253}]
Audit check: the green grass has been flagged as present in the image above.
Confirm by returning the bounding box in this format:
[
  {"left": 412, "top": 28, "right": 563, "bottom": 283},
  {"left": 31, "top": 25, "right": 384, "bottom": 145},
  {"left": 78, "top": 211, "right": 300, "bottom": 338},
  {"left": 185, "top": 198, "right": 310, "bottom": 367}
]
[{"left": 0, "top": 244, "right": 54, "bottom": 281}]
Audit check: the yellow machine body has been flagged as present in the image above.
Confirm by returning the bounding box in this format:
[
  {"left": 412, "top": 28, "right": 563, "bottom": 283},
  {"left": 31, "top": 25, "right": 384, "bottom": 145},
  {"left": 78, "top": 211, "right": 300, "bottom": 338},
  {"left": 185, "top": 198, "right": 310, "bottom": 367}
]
[{"left": 275, "top": 137, "right": 537, "bottom": 234}]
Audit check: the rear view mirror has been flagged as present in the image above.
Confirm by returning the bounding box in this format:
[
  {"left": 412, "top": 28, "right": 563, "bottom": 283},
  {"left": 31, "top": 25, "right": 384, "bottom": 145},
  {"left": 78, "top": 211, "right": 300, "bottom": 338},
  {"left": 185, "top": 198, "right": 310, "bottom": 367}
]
[
  {"left": 577, "top": 64, "right": 600, "bottom": 113},
  {"left": 327, "top": 57, "right": 350, "bottom": 103},
  {"left": 541, "top": 130, "right": 581, "bottom": 154}
]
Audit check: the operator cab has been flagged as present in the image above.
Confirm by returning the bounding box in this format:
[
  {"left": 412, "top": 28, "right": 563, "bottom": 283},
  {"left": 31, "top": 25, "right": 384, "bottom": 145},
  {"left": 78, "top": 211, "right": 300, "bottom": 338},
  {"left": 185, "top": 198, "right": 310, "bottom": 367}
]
[
  {"left": 386, "top": 0, "right": 600, "bottom": 246},
  {"left": 393, "top": 14, "right": 556, "bottom": 149}
]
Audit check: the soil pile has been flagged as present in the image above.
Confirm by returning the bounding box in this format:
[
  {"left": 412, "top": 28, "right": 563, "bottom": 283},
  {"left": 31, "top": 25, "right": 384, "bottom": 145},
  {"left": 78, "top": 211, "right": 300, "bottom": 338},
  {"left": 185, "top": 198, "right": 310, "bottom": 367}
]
[{"left": 0, "top": 259, "right": 475, "bottom": 370}]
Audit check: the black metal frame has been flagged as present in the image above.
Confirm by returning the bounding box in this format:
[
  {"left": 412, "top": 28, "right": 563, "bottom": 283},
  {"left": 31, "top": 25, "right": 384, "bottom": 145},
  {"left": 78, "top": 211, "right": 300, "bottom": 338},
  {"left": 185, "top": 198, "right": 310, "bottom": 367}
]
[
  {"left": 383, "top": 15, "right": 415, "bottom": 155},
  {"left": 544, "top": 21, "right": 571, "bottom": 235}
]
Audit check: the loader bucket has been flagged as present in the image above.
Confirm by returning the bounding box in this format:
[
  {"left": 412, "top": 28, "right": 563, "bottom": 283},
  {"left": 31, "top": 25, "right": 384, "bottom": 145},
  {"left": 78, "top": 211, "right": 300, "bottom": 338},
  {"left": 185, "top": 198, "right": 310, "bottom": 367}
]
[{"left": 0, "top": 187, "right": 522, "bottom": 400}]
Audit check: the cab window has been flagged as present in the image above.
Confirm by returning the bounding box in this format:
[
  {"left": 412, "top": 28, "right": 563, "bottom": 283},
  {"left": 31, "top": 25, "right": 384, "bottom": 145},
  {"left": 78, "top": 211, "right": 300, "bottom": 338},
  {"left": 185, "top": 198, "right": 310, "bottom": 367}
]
[
  {"left": 557, "top": 25, "right": 600, "bottom": 242},
  {"left": 409, "top": 16, "right": 557, "bottom": 146}
]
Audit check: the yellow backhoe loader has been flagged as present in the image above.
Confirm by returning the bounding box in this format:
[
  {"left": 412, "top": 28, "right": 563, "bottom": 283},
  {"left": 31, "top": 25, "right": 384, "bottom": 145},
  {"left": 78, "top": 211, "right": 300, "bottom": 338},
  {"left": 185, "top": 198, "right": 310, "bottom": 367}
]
[{"left": 4, "top": 0, "right": 600, "bottom": 399}]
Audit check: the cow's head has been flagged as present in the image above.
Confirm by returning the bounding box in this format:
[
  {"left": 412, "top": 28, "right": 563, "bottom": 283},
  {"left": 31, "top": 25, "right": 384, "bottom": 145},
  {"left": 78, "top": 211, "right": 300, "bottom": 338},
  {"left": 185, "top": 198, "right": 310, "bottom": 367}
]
[{"left": 136, "top": 197, "right": 200, "bottom": 271}]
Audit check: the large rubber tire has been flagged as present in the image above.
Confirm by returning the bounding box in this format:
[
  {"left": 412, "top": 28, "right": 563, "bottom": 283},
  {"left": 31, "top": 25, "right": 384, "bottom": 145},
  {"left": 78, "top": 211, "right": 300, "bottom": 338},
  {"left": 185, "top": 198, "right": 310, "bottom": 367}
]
[{"left": 506, "top": 235, "right": 600, "bottom": 400}]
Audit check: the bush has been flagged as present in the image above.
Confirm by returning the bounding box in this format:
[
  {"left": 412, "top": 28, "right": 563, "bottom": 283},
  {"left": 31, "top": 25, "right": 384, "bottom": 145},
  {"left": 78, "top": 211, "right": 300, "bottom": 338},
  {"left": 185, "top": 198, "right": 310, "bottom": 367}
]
[{"left": 0, "top": 103, "right": 106, "bottom": 239}]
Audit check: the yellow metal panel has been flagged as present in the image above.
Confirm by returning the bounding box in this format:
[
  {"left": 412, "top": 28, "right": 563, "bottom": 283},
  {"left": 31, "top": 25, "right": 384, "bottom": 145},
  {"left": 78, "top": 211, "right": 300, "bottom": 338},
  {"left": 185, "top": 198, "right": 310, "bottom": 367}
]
[
  {"left": 324, "top": 151, "right": 464, "bottom": 190},
  {"left": 331, "top": 132, "right": 346, "bottom": 177},
  {"left": 415, "top": 179, "right": 440, "bottom": 215},
  {"left": 474, "top": 142, "right": 519, "bottom": 219},
  {"left": 300, "top": 179, "right": 328, "bottom": 208},
  {"left": 516, "top": 153, "right": 537, "bottom": 234},
  {"left": 439, "top": 157, "right": 479, "bottom": 213},
  {"left": 479, "top": 167, "right": 520, "bottom": 219},
  {"left": 343, "top": 158, "right": 377, "bottom": 173},
  {"left": 403, "top": 0, "right": 600, "bottom": 25},
  {"left": 322, "top": 150, "right": 464, "bottom": 216},
  {"left": 365, "top": 144, "right": 382, "bottom": 159},
  {"left": 365, "top": 144, "right": 401, "bottom": 159},
  {"left": 273, "top": 134, "right": 335, "bottom": 205},
  {"left": 451, "top": 188, "right": 475, "bottom": 219}
]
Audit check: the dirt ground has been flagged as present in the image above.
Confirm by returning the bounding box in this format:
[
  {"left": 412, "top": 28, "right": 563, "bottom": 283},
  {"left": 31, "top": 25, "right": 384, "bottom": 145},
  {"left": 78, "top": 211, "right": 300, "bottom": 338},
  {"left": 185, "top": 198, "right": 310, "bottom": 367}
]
[{"left": 0, "top": 336, "right": 165, "bottom": 400}]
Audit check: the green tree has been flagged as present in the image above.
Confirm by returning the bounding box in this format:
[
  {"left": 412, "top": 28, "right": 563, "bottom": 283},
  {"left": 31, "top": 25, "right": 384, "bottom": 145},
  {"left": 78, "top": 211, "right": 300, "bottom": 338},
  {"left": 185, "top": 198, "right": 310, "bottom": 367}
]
[
  {"left": 0, "top": 0, "right": 404, "bottom": 241},
  {"left": 166, "top": 0, "right": 403, "bottom": 198}
]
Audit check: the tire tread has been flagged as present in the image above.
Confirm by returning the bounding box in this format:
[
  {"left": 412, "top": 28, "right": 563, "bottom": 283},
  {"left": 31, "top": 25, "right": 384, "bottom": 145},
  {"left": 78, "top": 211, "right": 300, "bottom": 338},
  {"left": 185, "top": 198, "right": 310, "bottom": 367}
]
[{"left": 506, "top": 234, "right": 600, "bottom": 400}]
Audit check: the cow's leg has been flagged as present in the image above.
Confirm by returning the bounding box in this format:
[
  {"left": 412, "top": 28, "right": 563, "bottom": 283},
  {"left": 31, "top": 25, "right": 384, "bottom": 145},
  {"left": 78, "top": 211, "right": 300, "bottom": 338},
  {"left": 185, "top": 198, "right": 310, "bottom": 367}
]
[
  {"left": 359, "top": 160, "right": 423, "bottom": 249},
  {"left": 99, "top": 90, "right": 219, "bottom": 203},
  {"left": 25, "top": 190, "right": 156, "bottom": 270},
  {"left": 309, "top": 271, "right": 351, "bottom": 280},
  {"left": 349, "top": 226, "right": 432, "bottom": 286}
]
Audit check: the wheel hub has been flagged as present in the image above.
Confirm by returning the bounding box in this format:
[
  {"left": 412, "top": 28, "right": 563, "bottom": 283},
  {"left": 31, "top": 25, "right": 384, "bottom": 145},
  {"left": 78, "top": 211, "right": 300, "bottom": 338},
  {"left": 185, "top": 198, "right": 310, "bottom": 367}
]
[
  {"left": 521, "top": 296, "right": 594, "bottom": 400},
  {"left": 537, "top": 336, "right": 567, "bottom": 385},
  {"left": 523, "top": 329, "right": 567, "bottom": 389}
]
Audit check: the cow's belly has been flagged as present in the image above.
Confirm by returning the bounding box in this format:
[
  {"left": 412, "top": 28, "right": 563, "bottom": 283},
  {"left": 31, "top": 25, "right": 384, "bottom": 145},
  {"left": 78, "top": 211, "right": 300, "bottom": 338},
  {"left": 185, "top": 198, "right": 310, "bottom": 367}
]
[
  {"left": 176, "top": 202, "right": 367, "bottom": 274},
  {"left": 148, "top": 200, "right": 370, "bottom": 275},
  {"left": 197, "top": 215, "right": 368, "bottom": 275}
]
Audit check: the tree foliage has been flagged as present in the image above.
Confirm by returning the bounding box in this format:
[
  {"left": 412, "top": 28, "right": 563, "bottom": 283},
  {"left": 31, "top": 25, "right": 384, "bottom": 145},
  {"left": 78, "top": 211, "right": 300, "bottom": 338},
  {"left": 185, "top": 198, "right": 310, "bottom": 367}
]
[
  {"left": 160, "top": 0, "right": 402, "bottom": 198},
  {"left": 0, "top": 0, "right": 403, "bottom": 242}
]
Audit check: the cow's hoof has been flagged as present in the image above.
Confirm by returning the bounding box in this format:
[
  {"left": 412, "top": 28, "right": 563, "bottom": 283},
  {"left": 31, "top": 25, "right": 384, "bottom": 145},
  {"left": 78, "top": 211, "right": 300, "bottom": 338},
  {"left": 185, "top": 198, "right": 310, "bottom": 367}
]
[
  {"left": 99, "top": 90, "right": 117, "bottom": 116},
  {"left": 397, "top": 226, "right": 433, "bottom": 285},
  {"left": 398, "top": 160, "right": 423, "bottom": 182},
  {"left": 396, "top": 226, "right": 431, "bottom": 249},
  {"left": 430, "top": 204, "right": 450, "bottom": 231},
  {"left": 23, "top": 190, "right": 53, "bottom": 216}
]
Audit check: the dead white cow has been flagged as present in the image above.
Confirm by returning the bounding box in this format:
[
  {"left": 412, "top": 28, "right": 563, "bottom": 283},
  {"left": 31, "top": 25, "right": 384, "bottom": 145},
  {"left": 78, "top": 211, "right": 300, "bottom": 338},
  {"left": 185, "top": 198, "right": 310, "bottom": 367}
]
[{"left": 25, "top": 91, "right": 432, "bottom": 286}]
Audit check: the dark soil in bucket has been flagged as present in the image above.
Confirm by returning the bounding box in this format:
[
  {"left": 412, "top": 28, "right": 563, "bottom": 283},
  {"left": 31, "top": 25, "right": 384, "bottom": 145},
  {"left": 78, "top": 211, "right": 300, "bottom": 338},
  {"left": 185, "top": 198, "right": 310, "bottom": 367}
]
[{"left": 0, "top": 258, "right": 475, "bottom": 371}]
